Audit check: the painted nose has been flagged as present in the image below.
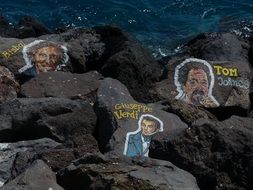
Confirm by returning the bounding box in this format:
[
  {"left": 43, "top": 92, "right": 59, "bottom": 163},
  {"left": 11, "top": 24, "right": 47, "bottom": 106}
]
[
  {"left": 144, "top": 126, "right": 149, "bottom": 131},
  {"left": 196, "top": 83, "right": 204, "bottom": 90},
  {"left": 45, "top": 55, "right": 50, "bottom": 64}
]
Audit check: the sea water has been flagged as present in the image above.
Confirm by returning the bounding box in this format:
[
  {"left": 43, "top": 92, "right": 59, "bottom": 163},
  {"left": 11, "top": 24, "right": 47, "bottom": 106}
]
[{"left": 1, "top": 0, "right": 253, "bottom": 57}]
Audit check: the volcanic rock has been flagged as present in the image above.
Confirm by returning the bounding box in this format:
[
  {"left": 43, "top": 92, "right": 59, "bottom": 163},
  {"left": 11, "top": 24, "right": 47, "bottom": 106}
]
[
  {"left": 95, "top": 26, "right": 164, "bottom": 102},
  {"left": 0, "top": 14, "right": 17, "bottom": 38},
  {"left": 155, "top": 57, "right": 252, "bottom": 115},
  {"left": 186, "top": 33, "right": 250, "bottom": 63},
  {"left": 0, "top": 28, "right": 104, "bottom": 78},
  {"left": 94, "top": 78, "right": 188, "bottom": 157},
  {"left": 0, "top": 25, "right": 163, "bottom": 103},
  {"left": 0, "top": 14, "right": 52, "bottom": 39},
  {"left": 0, "top": 97, "right": 99, "bottom": 186},
  {"left": 149, "top": 116, "right": 253, "bottom": 190},
  {"left": 39, "top": 148, "right": 77, "bottom": 171},
  {"left": 0, "top": 66, "right": 19, "bottom": 103},
  {"left": 155, "top": 33, "right": 252, "bottom": 117},
  {"left": 16, "top": 16, "right": 53, "bottom": 38},
  {"left": 249, "top": 42, "right": 253, "bottom": 112},
  {"left": 1, "top": 160, "right": 64, "bottom": 190},
  {"left": 20, "top": 71, "right": 102, "bottom": 103},
  {"left": 160, "top": 100, "right": 217, "bottom": 125},
  {"left": 218, "top": 19, "right": 253, "bottom": 39},
  {"left": 0, "top": 138, "right": 60, "bottom": 186},
  {"left": 39, "top": 133, "right": 99, "bottom": 171},
  {"left": 57, "top": 153, "right": 200, "bottom": 190},
  {"left": 0, "top": 98, "right": 97, "bottom": 145}
]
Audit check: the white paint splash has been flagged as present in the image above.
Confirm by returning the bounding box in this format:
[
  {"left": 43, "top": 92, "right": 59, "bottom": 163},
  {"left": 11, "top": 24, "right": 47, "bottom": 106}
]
[{"left": 0, "top": 143, "right": 9, "bottom": 150}]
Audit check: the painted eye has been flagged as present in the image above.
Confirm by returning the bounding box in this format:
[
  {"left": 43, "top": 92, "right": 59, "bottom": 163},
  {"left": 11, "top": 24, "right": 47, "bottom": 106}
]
[
  {"left": 189, "top": 80, "right": 196, "bottom": 85},
  {"left": 39, "top": 53, "right": 47, "bottom": 59},
  {"left": 201, "top": 81, "right": 208, "bottom": 85},
  {"left": 50, "top": 55, "right": 57, "bottom": 59}
]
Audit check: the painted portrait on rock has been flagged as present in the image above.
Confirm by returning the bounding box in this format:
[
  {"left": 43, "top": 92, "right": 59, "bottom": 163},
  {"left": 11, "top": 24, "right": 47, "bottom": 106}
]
[
  {"left": 174, "top": 58, "right": 219, "bottom": 107},
  {"left": 123, "top": 114, "right": 164, "bottom": 157},
  {"left": 19, "top": 40, "right": 69, "bottom": 76}
]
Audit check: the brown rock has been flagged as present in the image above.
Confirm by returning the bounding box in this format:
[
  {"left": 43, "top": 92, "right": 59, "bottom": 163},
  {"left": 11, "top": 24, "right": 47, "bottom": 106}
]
[
  {"left": 21, "top": 71, "right": 102, "bottom": 104},
  {"left": 150, "top": 116, "right": 253, "bottom": 190},
  {"left": 160, "top": 100, "right": 217, "bottom": 125},
  {"left": 57, "top": 153, "right": 200, "bottom": 190},
  {"left": 0, "top": 66, "right": 19, "bottom": 103},
  {"left": 94, "top": 78, "right": 188, "bottom": 157}
]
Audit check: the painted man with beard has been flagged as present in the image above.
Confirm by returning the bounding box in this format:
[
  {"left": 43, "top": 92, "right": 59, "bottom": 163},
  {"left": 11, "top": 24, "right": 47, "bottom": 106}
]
[{"left": 174, "top": 58, "right": 219, "bottom": 107}]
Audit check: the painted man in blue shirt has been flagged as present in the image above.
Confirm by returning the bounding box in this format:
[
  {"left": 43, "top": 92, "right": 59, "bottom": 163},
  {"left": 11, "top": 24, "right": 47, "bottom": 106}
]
[{"left": 124, "top": 114, "right": 163, "bottom": 157}]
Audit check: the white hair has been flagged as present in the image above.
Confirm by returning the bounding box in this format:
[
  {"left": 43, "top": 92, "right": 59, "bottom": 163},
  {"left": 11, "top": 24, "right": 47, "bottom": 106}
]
[{"left": 19, "top": 40, "right": 69, "bottom": 73}]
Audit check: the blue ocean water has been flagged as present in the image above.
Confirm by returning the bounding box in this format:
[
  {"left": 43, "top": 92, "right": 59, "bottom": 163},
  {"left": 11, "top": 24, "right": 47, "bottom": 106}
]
[{"left": 1, "top": 0, "right": 253, "bottom": 57}]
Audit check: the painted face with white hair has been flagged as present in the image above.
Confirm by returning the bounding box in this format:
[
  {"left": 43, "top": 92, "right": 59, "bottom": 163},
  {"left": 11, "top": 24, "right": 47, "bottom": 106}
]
[{"left": 34, "top": 46, "right": 62, "bottom": 73}]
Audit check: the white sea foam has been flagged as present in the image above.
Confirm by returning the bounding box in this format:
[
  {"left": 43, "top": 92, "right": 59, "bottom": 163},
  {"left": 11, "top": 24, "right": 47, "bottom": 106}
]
[{"left": 0, "top": 181, "right": 4, "bottom": 187}]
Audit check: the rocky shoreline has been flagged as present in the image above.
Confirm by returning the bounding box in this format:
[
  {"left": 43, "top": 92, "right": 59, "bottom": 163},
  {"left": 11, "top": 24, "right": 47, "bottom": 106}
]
[{"left": 0, "top": 14, "right": 252, "bottom": 190}]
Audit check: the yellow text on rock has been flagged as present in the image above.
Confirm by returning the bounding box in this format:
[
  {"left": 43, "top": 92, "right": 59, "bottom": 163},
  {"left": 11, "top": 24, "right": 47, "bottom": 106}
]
[
  {"left": 213, "top": 65, "right": 238, "bottom": 77},
  {"left": 113, "top": 103, "right": 152, "bottom": 120},
  {"left": 1, "top": 41, "right": 25, "bottom": 59}
]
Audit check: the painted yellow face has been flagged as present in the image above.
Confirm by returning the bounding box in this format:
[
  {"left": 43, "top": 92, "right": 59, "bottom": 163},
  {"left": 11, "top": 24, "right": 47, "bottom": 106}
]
[
  {"left": 184, "top": 68, "right": 209, "bottom": 105},
  {"left": 34, "top": 46, "right": 62, "bottom": 73},
  {"left": 141, "top": 119, "right": 158, "bottom": 136}
]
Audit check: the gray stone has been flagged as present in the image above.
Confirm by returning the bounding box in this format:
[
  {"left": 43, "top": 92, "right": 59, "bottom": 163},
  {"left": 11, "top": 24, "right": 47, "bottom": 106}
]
[
  {"left": 94, "top": 78, "right": 188, "bottom": 157},
  {"left": 21, "top": 71, "right": 102, "bottom": 103},
  {"left": 1, "top": 160, "right": 64, "bottom": 190},
  {"left": 186, "top": 33, "right": 250, "bottom": 63},
  {"left": 150, "top": 116, "right": 253, "bottom": 190},
  {"left": 57, "top": 153, "right": 200, "bottom": 190},
  {"left": 0, "top": 98, "right": 97, "bottom": 145},
  {"left": 0, "top": 138, "right": 60, "bottom": 186}
]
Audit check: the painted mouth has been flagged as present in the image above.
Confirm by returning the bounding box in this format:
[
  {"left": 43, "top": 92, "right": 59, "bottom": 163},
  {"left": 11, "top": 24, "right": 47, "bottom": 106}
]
[{"left": 191, "top": 90, "right": 204, "bottom": 105}]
